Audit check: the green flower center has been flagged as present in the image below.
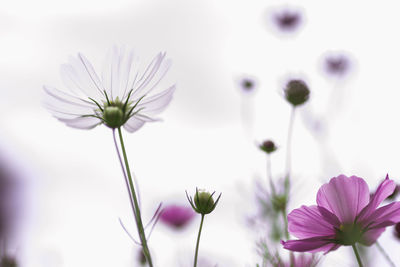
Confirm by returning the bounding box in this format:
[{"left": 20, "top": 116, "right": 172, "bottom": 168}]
[
  {"left": 87, "top": 90, "right": 146, "bottom": 129},
  {"left": 335, "top": 223, "right": 363, "bottom": 245}
]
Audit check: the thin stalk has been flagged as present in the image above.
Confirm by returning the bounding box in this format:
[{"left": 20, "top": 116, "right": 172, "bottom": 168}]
[
  {"left": 284, "top": 107, "right": 296, "bottom": 193},
  {"left": 266, "top": 155, "right": 276, "bottom": 195},
  {"left": 352, "top": 244, "right": 364, "bottom": 267},
  {"left": 117, "top": 127, "right": 153, "bottom": 267},
  {"left": 112, "top": 129, "right": 137, "bottom": 218},
  {"left": 194, "top": 215, "right": 205, "bottom": 267},
  {"left": 376, "top": 241, "right": 396, "bottom": 267},
  {"left": 284, "top": 107, "right": 296, "bottom": 266}
]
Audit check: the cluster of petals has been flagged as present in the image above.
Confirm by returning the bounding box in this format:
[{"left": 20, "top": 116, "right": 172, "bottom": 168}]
[
  {"left": 282, "top": 174, "right": 400, "bottom": 253},
  {"left": 44, "top": 46, "right": 175, "bottom": 132}
]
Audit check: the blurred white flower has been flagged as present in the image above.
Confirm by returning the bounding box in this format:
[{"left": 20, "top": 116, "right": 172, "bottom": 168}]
[{"left": 44, "top": 46, "right": 175, "bottom": 132}]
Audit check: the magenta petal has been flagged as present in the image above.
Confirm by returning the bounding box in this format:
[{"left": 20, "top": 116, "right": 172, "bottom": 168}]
[
  {"left": 360, "top": 228, "right": 386, "bottom": 246},
  {"left": 366, "top": 202, "right": 400, "bottom": 228},
  {"left": 288, "top": 205, "right": 337, "bottom": 239},
  {"left": 358, "top": 175, "right": 396, "bottom": 222},
  {"left": 316, "top": 175, "right": 370, "bottom": 223},
  {"left": 281, "top": 236, "right": 337, "bottom": 253}
]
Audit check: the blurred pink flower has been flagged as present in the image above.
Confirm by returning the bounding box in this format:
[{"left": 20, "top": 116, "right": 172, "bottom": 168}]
[
  {"left": 282, "top": 175, "right": 400, "bottom": 253},
  {"left": 160, "top": 205, "right": 195, "bottom": 229},
  {"left": 44, "top": 46, "right": 175, "bottom": 132},
  {"left": 278, "top": 254, "right": 319, "bottom": 267}
]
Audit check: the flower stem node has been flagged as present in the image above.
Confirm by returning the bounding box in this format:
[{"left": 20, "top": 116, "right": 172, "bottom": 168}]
[
  {"left": 284, "top": 79, "right": 310, "bottom": 106},
  {"left": 186, "top": 188, "right": 221, "bottom": 215},
  {"left": 259, "top": 140, "right": 277, "bottom": 154}
]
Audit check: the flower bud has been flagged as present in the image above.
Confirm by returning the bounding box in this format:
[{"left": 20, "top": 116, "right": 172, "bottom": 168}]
[
  {"left": 186, "top": 189, "right": 221, "bottom": 215},
  {"left": 259, "top": 140, "right": 277, "bottom": 154},
  {"left": 103, "top": 106, "right": 124, "bottom": 128},
  {"left": 284, "top": 79, "right": 310, "bottom": 106}
]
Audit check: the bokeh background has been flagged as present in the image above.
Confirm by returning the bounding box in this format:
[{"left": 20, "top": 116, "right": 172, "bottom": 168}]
[{"left": 1, "top": 0, "right": 400, "bottom": 266}]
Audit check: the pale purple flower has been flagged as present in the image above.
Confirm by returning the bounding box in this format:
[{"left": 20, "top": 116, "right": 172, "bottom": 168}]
[
  {"left": 320, "top": 52, "right": 353, "bottom": 80},
  {"left": 236, "top": 75, "right": 258, "bottom": 95},
  {"left": 160, "top": 205, "right": 195, "bottom": 229},
  {"left": 267, "top": 6, "right": 304, "bottom": 35},
  {"left": 274, "top": 10, "right": 301, "bottom": 32},
  {"left": 282, "top": 175, "right": 400, "bottom": 253},
  {"left": 278, "top": 254, "right": 319, "bottom": 267},
  {"left": 44, "top": 46, "right": 175, "bottom": 132}
]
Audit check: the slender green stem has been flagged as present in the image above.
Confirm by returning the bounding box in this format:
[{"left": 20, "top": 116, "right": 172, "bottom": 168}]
[
  {"left": 352, "top": 244, "right": 364, "bottom": 267},
  {"left": 194, "top": 215, "right": 205, "bottom": 267},
  {"left": 117, "top": 127, "right": 153, "bottom": 267},
  {"left": 376, "top": 241, "right": 396, "bottom": 267}
]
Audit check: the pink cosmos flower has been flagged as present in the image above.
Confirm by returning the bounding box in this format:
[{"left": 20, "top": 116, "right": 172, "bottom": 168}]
[
  {"left": 282, "top": 174, "right": 400, "bottom": 253},
  {"left": 160, "top": 205, "right": 195, "bottom": 229}
]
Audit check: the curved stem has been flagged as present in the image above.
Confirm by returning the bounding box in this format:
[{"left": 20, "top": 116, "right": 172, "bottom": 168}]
[
  {"left": 376, "top": 241, "right": 396, "bottom": 267},
  {"left": 194, "top": 215, "right": 205, "bottom": 267},
  {"left": 117, "top": 127, "right": 153, "bottom": 267},
  {"left": 352, "top": 244, "right": 364, "bottom": 267}
]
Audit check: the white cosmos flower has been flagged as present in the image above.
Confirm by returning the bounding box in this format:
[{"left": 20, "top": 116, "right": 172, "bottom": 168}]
[{"left": 44, "top": 46, "right": 175, "bottom": 132}]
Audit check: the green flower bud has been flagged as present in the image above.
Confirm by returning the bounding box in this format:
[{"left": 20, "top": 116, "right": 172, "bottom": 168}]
[
  {"left": 103, "top": 106, "right": 124, "bottom": 128},
  {"left": 186, "top": 188, "right": 221, "bottom": 215},
  {"left": 259, "top": 140, "right": 277, "bottom": 154},
  {"left": 284, "top": 79, "right": 310, "bottom": 106}
]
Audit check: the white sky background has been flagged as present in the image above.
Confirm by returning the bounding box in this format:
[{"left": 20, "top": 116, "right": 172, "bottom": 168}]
[{"left": 1, "top": 0, "right": 400, "bottom": 266}]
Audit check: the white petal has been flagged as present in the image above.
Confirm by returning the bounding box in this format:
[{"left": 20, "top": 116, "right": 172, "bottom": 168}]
[
  {"left": 134, "top": 113, "right": 160, "bottom": 122},
  {"left": 58, "top": 116, "right": 101, "bottom": 129},
  {"left": 110, "top": 46, "right": 122, "bottom": 99},
  {"left": 78, "top": 53, "right": 105, "bottom": 93},
  {"left": 131, "top": 52, "right": 170, "bottom": 98},
  {"left": 67, "top": 54, "right": 104, "bottom": 99},
  {"left": 137, "top": 85, "right": 175, "bottom": 115},
  {"left": 43, "top": 86, "right": 95, "bottom": 116},
  {"left": 123, "top": 117, "right": 146, "bottom": 133},
  {"left": 119, "top": 49, "right": 135, "bottom": 99}
]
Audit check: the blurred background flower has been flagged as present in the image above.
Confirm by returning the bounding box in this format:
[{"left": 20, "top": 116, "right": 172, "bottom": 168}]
[
  {"left": 159, "top": 205, "right": 195, "bottom": 229},
  {"left": 266, "top": 6, "right": 305, "bottom": 37}
]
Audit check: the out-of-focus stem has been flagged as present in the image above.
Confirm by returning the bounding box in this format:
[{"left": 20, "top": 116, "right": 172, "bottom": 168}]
[
  {"left": 284, "top": 107, "right": 296, "bottom": 193},
  {"left": 117, "top": 127, "right": 153, "bottom": 267},
  {"left": 376, "top": 241, "right": 396, "bottom": 267},
  {"left": 266, "top": 155, "right": 276, "bottom": 195}
]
